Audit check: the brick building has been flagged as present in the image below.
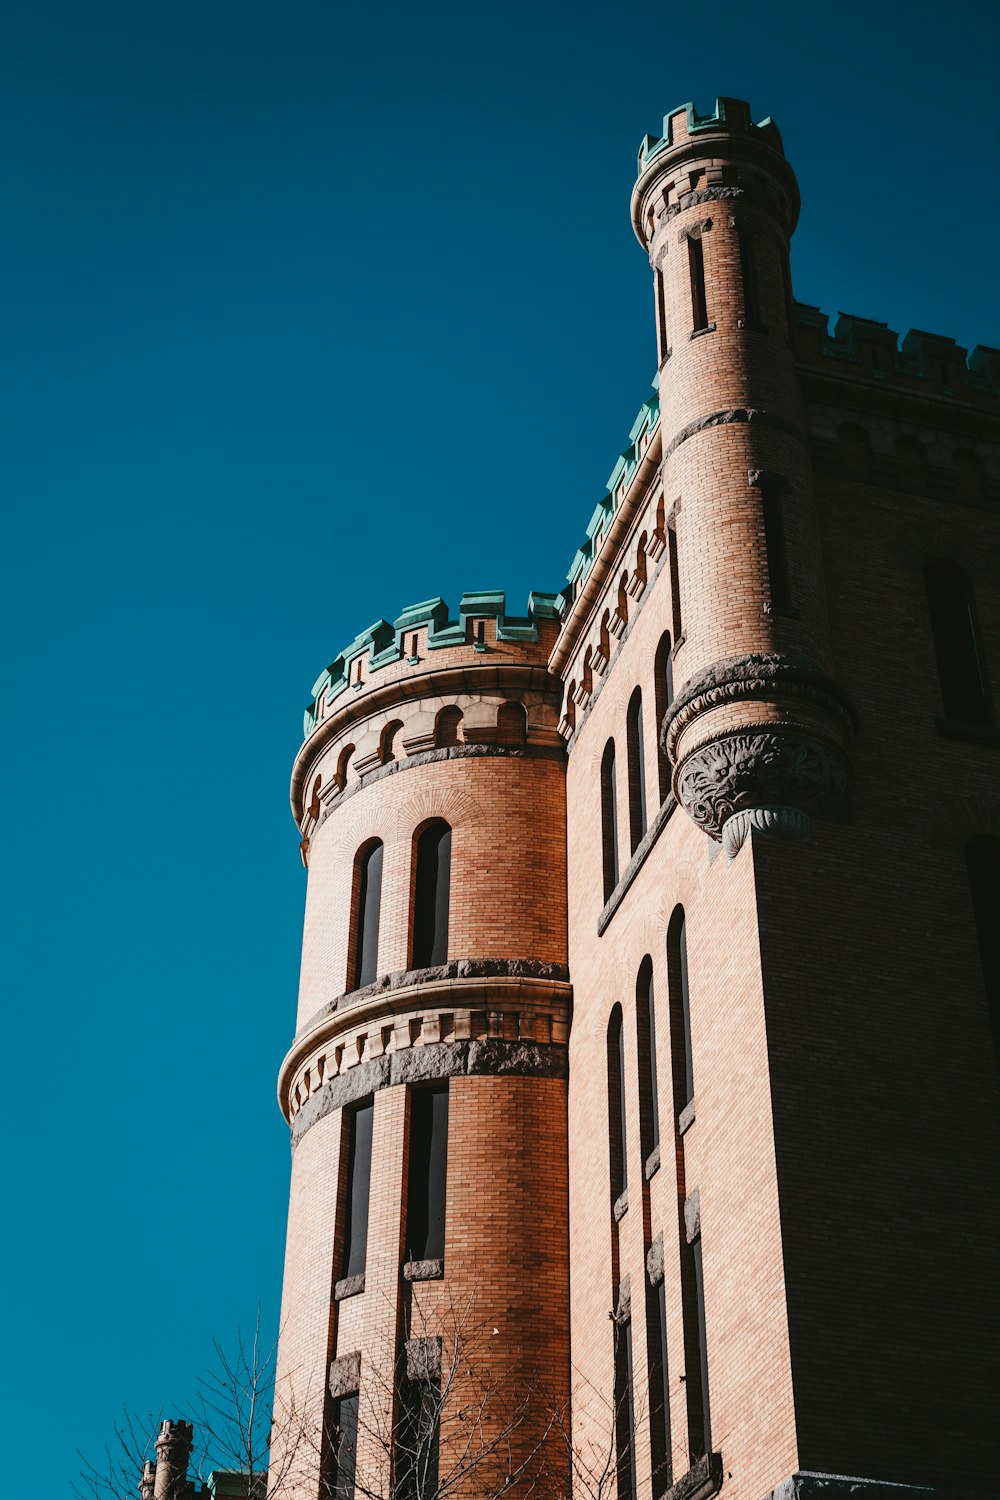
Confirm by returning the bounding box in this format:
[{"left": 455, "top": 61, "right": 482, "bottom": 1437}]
[{"left": 258, "top": 97, "right": 1000, "bottom": 1500}]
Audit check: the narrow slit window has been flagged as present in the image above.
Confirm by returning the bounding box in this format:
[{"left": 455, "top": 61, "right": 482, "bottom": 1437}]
[
  {"left": 351, "top": 840, "right": 384, "bottom": 991},
  {"left": 668, "top": 907, "right": 694, "bottom": 1111},
  {"left": 626, "top": 688, "right": 648, "bottom": 854},
  {"left": 330, "top": 1392, "right": 358, "bottom": 1500},
  {"left": 341, "top": 1099, "right": 374, "bottom": 1278},
  {"left": 654, "top": 632, "right": 674, "bottom": 804},
  {"left": 688, "top": 235, "right": 709, "bottom": 332},
  {"left": 667, "top": 525, "right": 682, "bottom": 641},
  {"left": 655, "top": 269, "right": 669, "bottom": 362},
  {"left": 406, "top": 1086, "right": 449, "bottom": 1263},
  {"left": 925, "top": 560, "right": 992, "bottom": 725},
  {"left": 636, "top": 958, "right": 660, "bottom": 1162},
  {"left": 614, "top": 1317, "right": 638, "bottom": 1500},
  {"left": 395, "top": 1370, "right": 440, "bottom": 1500},
  {"left": 646, "top": 1276, "right": 672, "bottom": 1494},
  {"left": 678, "top": 1233, "right": 712, "bottom": 1459},
  {"left": 607, "top": 1005, "right": 628, "bottom": 1206},
  {"left": 966, "top": 837, "right": 1000, "bottom": 1065},
  {"left": 762, "top": 489, "right": 792, "bottom": 612},
  {"left": 412, "top": 820, "right": 452, "bottom": 967},
  {"left": 601, "top": 739, "right": 620, "bottom": 901}
]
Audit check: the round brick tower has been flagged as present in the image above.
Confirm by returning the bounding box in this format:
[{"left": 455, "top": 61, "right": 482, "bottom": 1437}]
[
  {"left": 631, "top": 99, "right": 854, "bottom": 854},
  {"left": 270, "top": 591, "right": 571, "bottom": 1499}
]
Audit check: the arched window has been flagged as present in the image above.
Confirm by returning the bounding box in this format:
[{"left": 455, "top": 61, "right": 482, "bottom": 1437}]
[
  {"left": 582, "top": 647, "right": 594, "bottom": 699},
  {"left": 635, "top": 956, "right": 660, "bottom": 1165},
  {"left": 412, "top": 820, "right": 452, "bottom": 967},
  {"left": 565, "top": 686, "right": 577, "bottom": 733},
  {"left": 307, "top": 774, "right": 322, "bottom": 822},
  {"left": 380, "top": 719, "right": 403, "bottom": 765},
  {"left": 599, "top": 610, "right": 612, "bottom": 664},
  {"left": 336, "top": 743, "right": 356, "bottom": 791},
  {"left": 350, "top": 840, "right": 384, "bottom": 991},
  {"left": 634, "top": 532, "right": 648, "bottom": 589},
  {"left": 607, "top": 1004, "right": 627, "bottom": 1207},
  {"left": 654, "top": 632, "right": 674, "bottom": 803},
  {"left": 626, "top": 688, "right": 648, "bottom": 854},
  {"left": 617, "top": 572, "right": 629, "bottom": 627},
  {"left": 601, "top": 739, "right": 619, "bottom": 901},
  {"left": 925, "top": 561, "right": 992, "bottom": 725},
  {"left": 667, "top": 906, "right": 693, "bottom": 1112},
  {"left": 496, "top": 701, "right": 527, "bottom": 746},
  {"left": 435, "top": 705, "right": 464, "bottom": 747},
  {"left": 966, "top": 837, "right": 1000, "bottom": 1065}
]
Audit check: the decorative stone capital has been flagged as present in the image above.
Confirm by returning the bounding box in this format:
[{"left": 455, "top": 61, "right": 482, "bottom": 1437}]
[{"left": 674, "top": 728, "right": 848, "bottom": 845}]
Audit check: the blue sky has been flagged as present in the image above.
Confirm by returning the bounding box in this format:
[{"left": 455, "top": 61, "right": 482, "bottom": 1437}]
[{"left": 2, "top": 1, "right": 997, "bottom": 1491}]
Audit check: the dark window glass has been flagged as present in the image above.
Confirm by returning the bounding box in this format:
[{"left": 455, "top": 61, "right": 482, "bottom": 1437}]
[
  {"left": 627, "top": 689, "right": 648, "bottom": 854},
  {"left": 395, "top": 1373, "right": 439, "bottom": 1500},
  {"left": 412, "top": 822, "right": 451, "bottom": 967},
  {"left": 692, "top": 1236, "right": 712, "bottom": 1455},
  {"left": 330, "top": 1392, "right": 358, "bottom": 1500},
  {"left": 341, "top": 1100, "right": 374, "bottom": 1278},
  {"left": 655, "top": 270, "right": 668, "bottom": 362},
  {"left": 762, "top": 489, "right": 792, "bottom": 612},
  {"left": 646, "top": 1277, "right": 672, "bottom": 1495},
  {"left": 614, "top": 1319, "right": 638, "bottom": 1500},
  {"left": 353, "top": 841, "right": 384, "bottom": 990},
  {"left": 925, "top": 561, "right": 992, "bottom": 725},
  {"left": 602, "top": 739, "right": 619, "bottom": 901},
  {"left": 667, "top": 526, "right": 682, "bottom": 642},
  {"left": 654, "top": 632, "right": 674, "bottom": 804},
  {"left": 688, "top": 236, "right": 709, "bottom": 332},
  {"left": 636, "top": 958, "right": 660, "bottom": 1161},
  {"left": 406, "top": 1086, "right": 449, "bottom": 1262},
  {"left": 607, "top": 1005, "right": 628, "bottom": 1205},
  {"left": 668, "top": 908, "right": 694, "bottom": 1110},
  {"left": 966, "top": 837, "right": 1000, "bottom": 1065}
]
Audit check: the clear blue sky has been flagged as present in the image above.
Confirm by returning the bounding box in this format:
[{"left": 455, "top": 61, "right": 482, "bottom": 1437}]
[{"left": 2, "top": 1, "right": 997, "bottom": 1491}]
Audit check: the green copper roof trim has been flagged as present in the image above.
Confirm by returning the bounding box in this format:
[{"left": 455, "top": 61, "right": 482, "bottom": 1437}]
[
  {"left": 303, "top": 590, "right": 563, "bottom": 737},
  {"left": 566, "top": 381, "right": 661, "bottom": 588},
  {"left": 793, "top": 301, "right": 1000, "bottom": 393},
  {"left": 637, "top": 97, "right": 782, "bottom": 172}
]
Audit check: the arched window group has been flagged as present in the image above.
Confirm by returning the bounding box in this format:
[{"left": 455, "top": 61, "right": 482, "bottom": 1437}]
[{"left": 348, "top": 820, "right": 453, "bottom": 991}]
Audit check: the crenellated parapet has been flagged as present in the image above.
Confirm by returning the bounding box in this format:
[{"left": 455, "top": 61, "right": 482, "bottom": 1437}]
[{"left": 794, "top": 304, "right": 1000, "bottom": 402}]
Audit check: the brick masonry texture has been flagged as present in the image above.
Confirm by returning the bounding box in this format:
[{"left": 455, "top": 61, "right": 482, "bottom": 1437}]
[{"left": 265, "top": 97, "right": 1000, "bottom": 1500}]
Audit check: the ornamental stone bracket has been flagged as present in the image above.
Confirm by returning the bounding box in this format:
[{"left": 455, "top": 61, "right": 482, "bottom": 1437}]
[{"left": 660, "top": 653, "right": 856, "bottom": 854}]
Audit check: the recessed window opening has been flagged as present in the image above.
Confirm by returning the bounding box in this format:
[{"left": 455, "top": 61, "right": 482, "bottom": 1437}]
[
  {"left": 654, "top": 633, "right": 674, "bottom": 804},
  {"left": 329, "top": 1392, "right": 359, "bottom": 1500},
  {"left": 679, "top": 1233, "right": 711, "bottom": 1459},
  {"left": 688, "top": 235, "right": 709, "bottom": 333},
  {"left": 636, "top": 958, "right": 660, "bottom": 1161},
  {"left": 354, "top": 658, "right": 363, "bottom": 684},
  {"left": 337, "top": 744, "right": 356, "bottom": 791},
  {"left": 655, "top": 270, "right": 669, "bottom": 363},
  {"left": 341, "top": 1099, "right": 374, "bottom": 1278},
  {"left": 600, "top": 610, "right": 612, "bottom": 662},
  {"left": 617, "top": 573, "right": 629, "bottom": 626},
  {"left": 626, "top": 688, "right": 648, "bottom": 853},
  {"left": 380, "top": 719, "right": 403, "bottom": 765},
  {"left": 667, "top": 525, "right": 682, "bottom": 641},
  {"left": 411, "top": 820, "right": 451, "bottom": 968},
  {"left": 395, "top": 1370, "right": 440, "bottom": 1500},
  {"left": 966, "top": 837, "right": 1000, "bottom": 1065},
  {"left": 475, "top": 619, "right": 486, "bottom": 645},
  {"left": 607, "top": 1005, "right": 628, "bottom": 1206},
  {"left": 614, "top": 1317, "right": 638, "bottom": 1500},
  {"left": 601, "top": 739, "right": 620, "bottom": 901},
  {"left": 925, "top": 560, "right": 992, "bottom": 725},
  {"left": 435, "top": 705, "right": 464, "bottom": 747},
  {"left": 351, "top": 840, "right": 384, "bottom": 991},
  {"left": 410, "top": 633, "right": 419, "bottom": 657},
  {"left": 646, "top": 1276, "right": 672, "bottom": 1494},
  {"left": 762, "top": 489, "right": 792, "bottom": 612},
  {"left": 406, "top": 1085, "right": 449, "bottom": 1262},
  {"left": 497, "top": 701, "right": 527, "bottom": 745},
  {"left": 667, "top": 907, "right": 694, "bottom": 1110}
]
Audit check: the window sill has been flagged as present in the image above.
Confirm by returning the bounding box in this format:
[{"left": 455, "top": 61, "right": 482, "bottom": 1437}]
[
  {"left": 661, "top": 1452, "right": 723, "bottom": 1500},
  {"left": 678, "top": 1098, "right": 696, "bottom": 1135},
  {"left": 612, "top": 1190, "right": 629, "bottom": 1223},
  {"left": 403, "top": 1258, "right": 445, "bottom": 1283},
  {"left": 690, "top": 323, "right": 717, "bottom": 339},
  {"left": 334, "top": 1272, "right": 366, "bottom": 1302},
  {"left": 935, "top": 716, "right": 1000, "bottom": 745},
  {"left": 644, "top": 1145, "right": 661, "bottom": 1181}
]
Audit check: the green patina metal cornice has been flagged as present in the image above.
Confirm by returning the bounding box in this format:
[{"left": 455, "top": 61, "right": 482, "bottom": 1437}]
[
  {"left": 637, "top": 96, "right": 783, "bottom": 173},
  {"left": 303, "top": 590, "right": 564, "bottom": 737},
  {"left": 565, "top": 378, "right": 660, "bottom": 591}
]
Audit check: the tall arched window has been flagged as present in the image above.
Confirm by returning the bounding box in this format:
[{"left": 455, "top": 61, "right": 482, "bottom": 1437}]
[
  {"left": 654, "top": 632, "right": 674, "bottom": 804},
  {"left": 607, "top": 1004, "right": 628, "bottom": 1207},
  {"left": 412, "top": 820, "right": 452, "bottom": 967},
  {"left": 635, "top": 956, "right": 660, "bottom": 1166},
  {"left": 601, "top": 739, "right": 619, "bottom": 902},
  {"left": 667, "top": 906, "right": 693, "bottom": 1112},
  {"left": 626, "top": 688, "right": 648, "bottom": 854},
  {"left": 336, "top": 743, "right": 356, "bottom": 791},
  {"left": 617, "top": 572, "right": 629, "bottom": 627},
  {"left": 380, "top": 719, "right": 403, "bottom": 765},
  {"left": 350, "top": 839, "right": 384, "bottom": 991},
  {"left": 925, "top": 560, "right": 992, "bottom": 725},
  {"left": 966, "top": 837, "right": 1000, "bottom": 1065}
]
